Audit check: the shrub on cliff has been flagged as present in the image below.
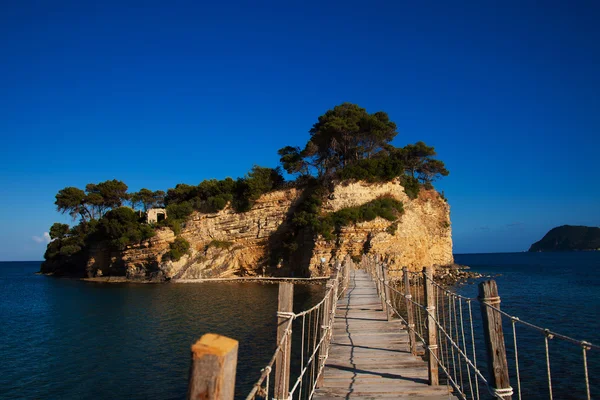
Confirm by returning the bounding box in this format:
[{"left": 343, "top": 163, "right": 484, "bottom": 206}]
[
  {"left": 400, "top": 176, "right": 420, "bottom": 200},
  {"left": 164, "top": 237, "right": 190, "bottom": 262},
  {"left": 164, "top": 166, "right": 284, "bottom": 214},
  {"left": 232, "top": 166, "right": 285, "bottom": 212},
  {"left": 317, "top": 197, "right": 404, "bottom": 240},
  {"left": 166, "top": 201, "right": 194, "bottom": 220}
]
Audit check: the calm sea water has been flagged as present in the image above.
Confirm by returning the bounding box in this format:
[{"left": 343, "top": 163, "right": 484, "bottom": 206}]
[
  {"left": 454, "top": 252, "right": 600, "bottom": 399},
  {"left": 0, "top": 262, "right": 323, "bottom": 399},
  {"left": 0, "top": 253, "right": 598, "bottom": 399}
]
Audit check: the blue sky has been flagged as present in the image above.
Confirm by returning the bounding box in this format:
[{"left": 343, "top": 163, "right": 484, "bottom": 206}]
[{"left": 1, "top": 0, "right": 599, "bottom": 260}]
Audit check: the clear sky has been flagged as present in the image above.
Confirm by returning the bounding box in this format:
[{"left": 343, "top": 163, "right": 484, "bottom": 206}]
[{"left": 1, "top": 0, "right": 599, "bottom": 260}]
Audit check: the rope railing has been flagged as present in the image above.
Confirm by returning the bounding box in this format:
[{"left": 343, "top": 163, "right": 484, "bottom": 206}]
[
  {"left": 245, "top": 256, "right": 353, "bottom": 400},
  {"left": 361, "top": 254, "right": 597, "bottom": 400}
]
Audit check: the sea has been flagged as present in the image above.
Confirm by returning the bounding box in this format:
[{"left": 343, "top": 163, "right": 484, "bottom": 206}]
[{"left": 0, "top": 252, "right": 598, "bottom": 399}]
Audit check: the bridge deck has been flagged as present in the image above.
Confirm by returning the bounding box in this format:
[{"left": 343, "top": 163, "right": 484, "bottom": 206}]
[{"left": 314, "top": 269, "right": 454, "bottom": 399}]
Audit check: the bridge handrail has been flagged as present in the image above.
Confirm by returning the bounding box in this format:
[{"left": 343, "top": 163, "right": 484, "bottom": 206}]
[
  {"left": 364, "top": 255, "right": 596, "bottom": 400},
  {"left": 424, "top": 273, "right": 599, "bottom": 350},
  {"left": 245, "top": 257, "right": 353, "bottom": 400}
]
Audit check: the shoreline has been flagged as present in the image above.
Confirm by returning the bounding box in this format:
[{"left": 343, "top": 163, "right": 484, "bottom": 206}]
[
  {"left": 74, "top": 275, "right": 331, "bottom": 285},
  {"left": 41, "top": 266, "right": 486, "bottom": 286}
]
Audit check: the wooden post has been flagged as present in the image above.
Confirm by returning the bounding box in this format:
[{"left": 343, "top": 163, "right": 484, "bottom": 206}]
[
  {"left": 381, "top": 263, "right": 393, "bottom": 321},
  {"left": 187, "top": 333, "right": 238, "bottom": 400},
  {"left": 478, "top": 280, "right": 512, "bottom": 399},
  {"left": 423, "top": 267, "right": 439, "bottom": 386},
  {"left": 316, "top": 281, "right": 334, "bottom": 388},
  {"left": 374, "top": 259, "right": 381, "bottom": 294},
  {"left": 345, "top": 259, "right": 351, "bottom": 289},
  {"left": 274, "top": 283, "right": 293, "bottom": 400},
  {"left": 403, "top": 266, "right": 417, "bottom": 356}
]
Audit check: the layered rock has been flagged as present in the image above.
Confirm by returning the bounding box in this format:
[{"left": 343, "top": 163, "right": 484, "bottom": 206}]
[
  {"left": 310, "top": 180, "right": 453, "bottom": 275},
  {"left": 86, "top": 181, "right": 453, "bottom": 280},
  {"left": 88, "top": 188, "right": 301, "bottom": 280}
]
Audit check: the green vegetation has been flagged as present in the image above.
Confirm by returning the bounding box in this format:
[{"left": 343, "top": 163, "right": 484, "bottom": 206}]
[
  {"left": 316, "top": 197, "right": 404, "bottom": 241},
  {"left": 97, "top": 207, "right": 155, "bottom": 250},
  {"left": 386, "top": 222, "right": 399, "bottom": 235},
  {"left": 43, "top": 103, "right": 449, "bottom": 277},
  {"left": 42, "top": 167, "right": 284, "bottom": 272},
  {"left": 277, "top": 103, "right": 448, "bottom": 192},
  {"left": 158, "top": 218, "right": 182, "bottom": 235},
  {"left": 164, "top": 237, "right": 190, "bottom": 262},
  {"left": 164, "top": 166, "right": 284, "bottom": 214},
  {"left": 130, "top": 188, "right": 165, "bottom": 211}
]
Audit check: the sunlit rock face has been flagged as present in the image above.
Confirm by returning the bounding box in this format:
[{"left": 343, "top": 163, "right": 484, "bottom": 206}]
[
  {"left": 87, "top": 181, "right": 452, "bottom": 280},
  {"left": 310, "top": 180, "right": 453, "bottom": 276}
]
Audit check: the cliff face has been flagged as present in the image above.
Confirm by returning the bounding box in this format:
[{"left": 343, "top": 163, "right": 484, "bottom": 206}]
[
  {"left": 88, "top": 188, "right": 302, "bottom": 280},
  {"left": 86, "top": 181, "right": 453, "bottom": 280},
  {"left": 310, "top": 180, "right": 453, "bottom": 275}
]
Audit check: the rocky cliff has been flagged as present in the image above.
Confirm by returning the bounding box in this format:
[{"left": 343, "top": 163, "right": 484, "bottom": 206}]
[
  {"left": 86, "top": 180, "right": 453, "bottom": 280},
  {"left": 311, "top": 180, "right": 452, "bottom": 276}
]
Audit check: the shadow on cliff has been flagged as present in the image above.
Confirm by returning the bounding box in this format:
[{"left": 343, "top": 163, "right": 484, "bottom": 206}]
[{"left": 263, "top": 181, "right": 324, "bottom": 278}]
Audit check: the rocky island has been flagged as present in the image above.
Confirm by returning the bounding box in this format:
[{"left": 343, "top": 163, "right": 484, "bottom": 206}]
[
  {"left": 41, "top": 103, "right": 454, "bottom": 281},
  {"left": 529, "top": 225, "right": 600, "bottom": 252}
]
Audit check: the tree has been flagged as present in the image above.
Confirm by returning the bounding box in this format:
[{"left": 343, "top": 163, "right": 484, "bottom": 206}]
[
  {"left": 153, "top": 190, "right": 166, "bottom": 208},
  {"left": 55, "top": 187, "right": 90, "bottom": 221},
  {"left": 279, "top": 103, "right": 398, "bottom": 177},
  {"left": 245, "top": 165, "right": 284, "bottom": 200},
  {"left": 98, "top": 207, "right": 155, "bottom": 249},
  {"left": 131, "top": 188, "right": 159, "bottom": 212},
  {"left": 49, "top": 223, "right": 70, "bottom": 240},
  {"left": 231, "top": 166, "right": 285, "bottom": 212},
  {"left": 277, "top": 146, "right": 309, "bottom": 176},
  {"left": 392, "top": 142, "right": 448, "bottom": 184},
  {"left": 165, "top": 184, "right": 196, "bottom": 205},
  {"left": 165, "top": 201, "right": 194, "bottom": 220},
  {"left": 418, "top": 158, "right": 449, "bottom": 184}
]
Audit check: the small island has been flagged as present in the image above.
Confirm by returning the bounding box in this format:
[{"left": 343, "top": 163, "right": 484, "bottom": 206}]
[
  {"left": 40, "top": 103, "right": 453, "bottom": 281},
  {"left": 528, "top": 225, "right": 600, "bottom": 252}
]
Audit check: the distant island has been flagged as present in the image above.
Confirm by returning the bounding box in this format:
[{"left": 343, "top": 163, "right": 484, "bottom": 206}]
[{"left": 529, "top": 225, "right": 600, "bottom": 252}]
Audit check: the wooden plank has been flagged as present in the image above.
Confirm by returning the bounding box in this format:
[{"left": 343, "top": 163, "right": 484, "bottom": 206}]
[{"left": 314, "top": 269, "right": 455, "bottom": 400}]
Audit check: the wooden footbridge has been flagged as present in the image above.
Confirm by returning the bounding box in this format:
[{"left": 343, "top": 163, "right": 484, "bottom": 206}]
[
  {"left": 186, "top": 256, "right": 598, "bottom": 400},
  {"left": 313, "top": 269, "right": 453, "bottom": 399}
]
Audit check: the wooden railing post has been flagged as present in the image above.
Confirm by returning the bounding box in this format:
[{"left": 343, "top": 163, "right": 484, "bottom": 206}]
[
  {"left": 403, "top": 266, "right": 417, "bottom": 356},
  {"left": 423, "top": 266, "right": 439, "bottom": 385},
  {"left": 381, "top": 263, "right": 393, "bottom": 321},
  {"left": 187, "top": 333, "right": 238, "bottom": 400},
  {"left": 316, "top": 280, "right": 334, "bottom": 388},
  {"left": 274, "top": 283, "right": 293, "bottom": 400},
  {"left": 478, "top": 280, "right": 512, "bottom": 400},
  {"left": 374, "top": 258, "right": 381, "bottom": 292},
  {"left": 345, "top": 259, "right": 351, "bottom": 290}
]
